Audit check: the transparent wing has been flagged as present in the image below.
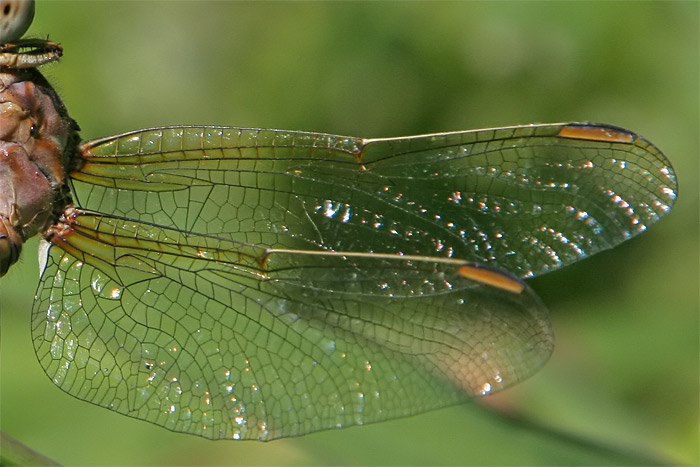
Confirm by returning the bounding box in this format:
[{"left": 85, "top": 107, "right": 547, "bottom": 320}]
[
  {"left": 31, "top": 122, "right": 676, "bottom": 440},
  {"left": 32, "top": 210, "right": 552, "bottom": 440},
  {"left": 70, "top": 123, "right": 677, "bottom": 278}
]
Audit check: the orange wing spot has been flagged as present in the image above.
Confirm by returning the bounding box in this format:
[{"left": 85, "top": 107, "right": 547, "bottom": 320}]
[
  {"left": 457, "top": 264, "right": 524, "bottom": 294},
  {"left": 557, "top": 125, "right": 634, "bottom": 143}
]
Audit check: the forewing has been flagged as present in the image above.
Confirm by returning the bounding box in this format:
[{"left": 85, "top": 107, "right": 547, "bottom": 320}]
[
  {"left": 32, "top": 210, "right": 552, "bottom": 440},
  {"left": 71, "top": 123, "right": 677, "bottom": 278}
]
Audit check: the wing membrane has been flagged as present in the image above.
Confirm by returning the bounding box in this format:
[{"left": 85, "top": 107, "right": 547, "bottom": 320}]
[
  {"left": 71, "top": 123, "right": 677, "bottom": 278},
  {"left": 33, "top": 210, "right": 552, "bottom": 440},
  {"left": 32, "top": 122, "right": 677, "bottom": 439}
]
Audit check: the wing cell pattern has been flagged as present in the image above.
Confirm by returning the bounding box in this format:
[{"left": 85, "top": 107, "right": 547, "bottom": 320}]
[{"left": 31, "top": 123, "right": 676, "bottom": 439}]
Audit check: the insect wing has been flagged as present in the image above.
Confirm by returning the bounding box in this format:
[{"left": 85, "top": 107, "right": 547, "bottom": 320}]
[
  {"left": 31, "top": 122, "right": 676, "bottom": 439},
  {"left": 32, "top": 210, "right": 551, "bottom": 440},
  {"left": 70, "top": 123, "right": 677, "bottom": 278}
]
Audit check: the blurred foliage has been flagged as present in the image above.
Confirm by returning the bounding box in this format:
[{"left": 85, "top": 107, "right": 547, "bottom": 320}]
[{"left": 1, "top": 1, "right": 697, "bottom": 465}]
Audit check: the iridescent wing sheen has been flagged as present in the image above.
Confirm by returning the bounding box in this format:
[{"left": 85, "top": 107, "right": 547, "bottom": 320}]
[{"left": 31, "top": 123, "right": 676, "bottom": 440}]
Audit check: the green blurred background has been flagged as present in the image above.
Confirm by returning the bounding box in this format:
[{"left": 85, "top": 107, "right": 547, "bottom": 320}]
[{"left": 1, "top": 1, "right": 697, "bottom": 465}]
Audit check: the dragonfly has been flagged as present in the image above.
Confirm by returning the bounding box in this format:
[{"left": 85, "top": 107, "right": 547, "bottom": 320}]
[{"left": 0, "top": 1, "right": 677, "bottom": 441}]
